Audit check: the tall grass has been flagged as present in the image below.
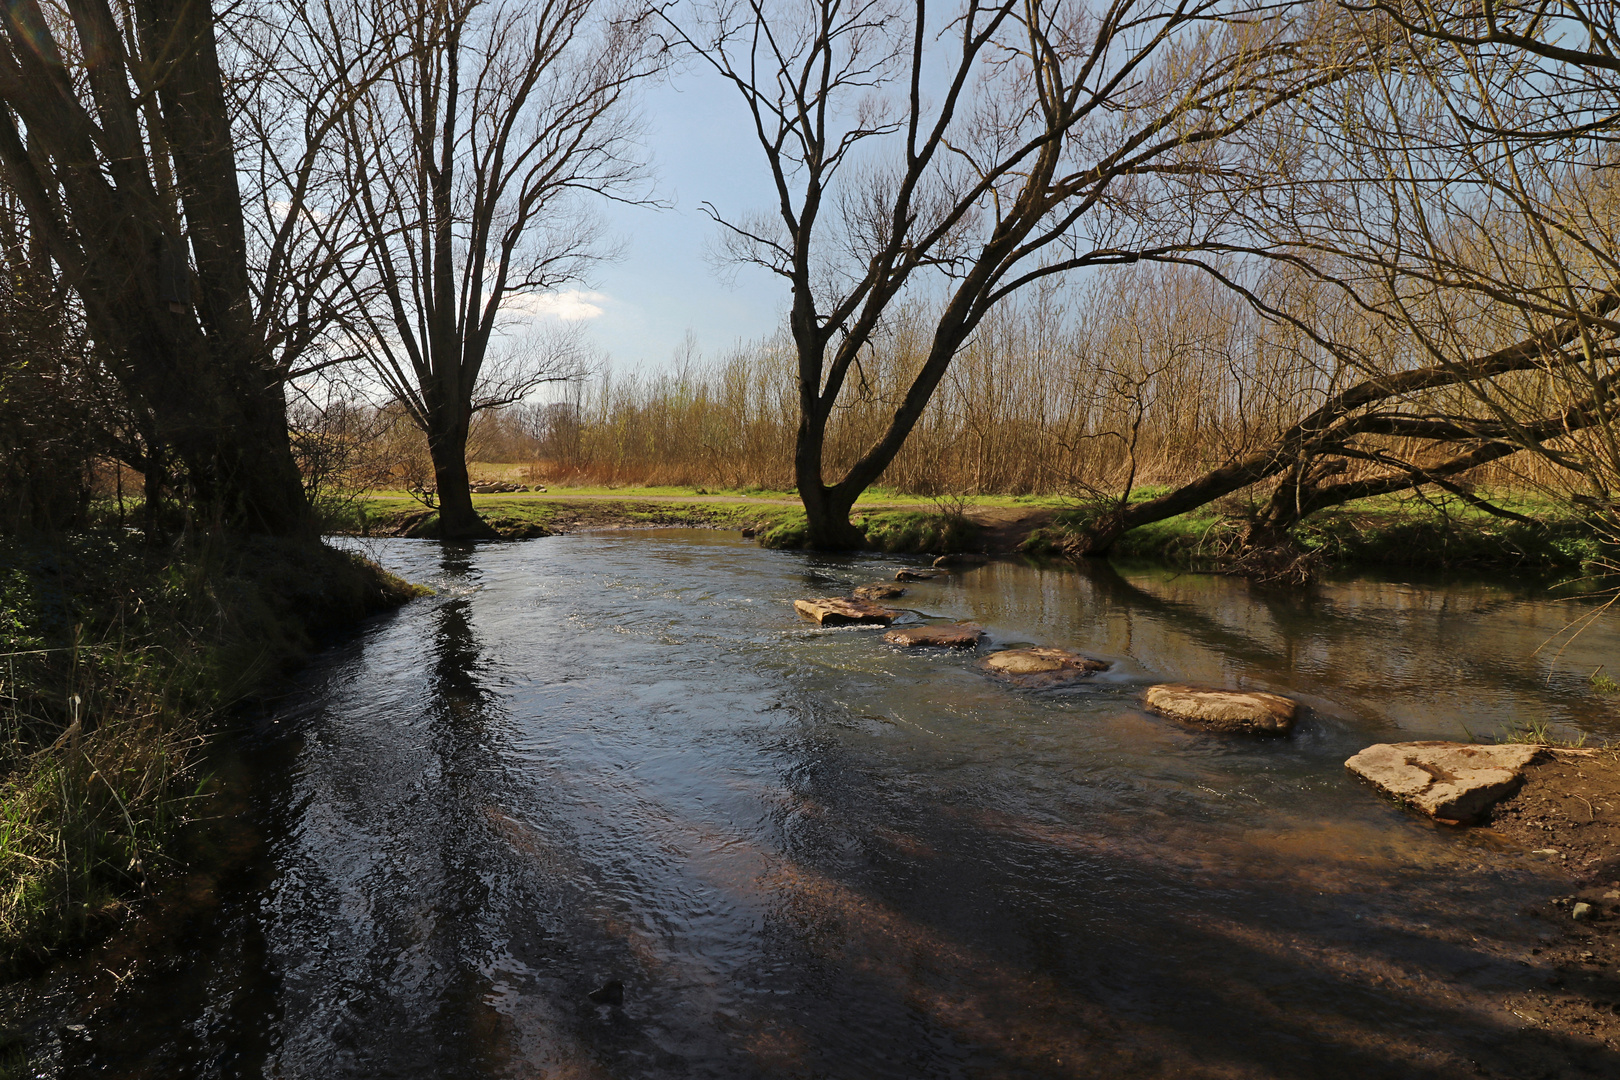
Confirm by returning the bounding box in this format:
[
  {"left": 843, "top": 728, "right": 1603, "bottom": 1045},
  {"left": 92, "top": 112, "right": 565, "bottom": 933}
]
[
  {"left": 0, "top": 534, "right": 422, "bottom": 968},
  {"left": 514, "top": 266, "right": 1560, "bottom": 500}
]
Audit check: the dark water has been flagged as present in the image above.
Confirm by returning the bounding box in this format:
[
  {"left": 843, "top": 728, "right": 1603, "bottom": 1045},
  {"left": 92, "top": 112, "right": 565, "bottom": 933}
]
[{"left": 16, "top": 531, "right": 1620, "bottom": 1077}]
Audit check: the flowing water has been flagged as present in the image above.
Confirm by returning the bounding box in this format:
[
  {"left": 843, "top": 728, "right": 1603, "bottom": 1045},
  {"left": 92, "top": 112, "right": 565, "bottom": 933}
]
[{"left": 14, "top": 530, "right": 1620, "bottom": 1078}]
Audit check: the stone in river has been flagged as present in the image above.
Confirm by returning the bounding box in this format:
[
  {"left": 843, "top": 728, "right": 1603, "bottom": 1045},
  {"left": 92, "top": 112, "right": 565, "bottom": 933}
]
[
  {"left": 854, "top": 583, "right": 907, "bottom": 601},
  {"left": 1144, "top": 684, "right": 1298, "bottom": 734},
  {"left": 895, "top": 568, "right": 948, "bottom": 581},
  {"left": 1343, "top": 741, "right": 1543, "bottom": 824},
  {"left": 979, "top": 647, "right": 1109, "bottom": 687},
  {"left": 794, "top": 597, "right": 898, "bottom": 627},
  {"left": 883, "top": 623, "right": 984, "bottom": 649},
  {"left": 933, "top": 554, "right": 987, "bottom": 567}
]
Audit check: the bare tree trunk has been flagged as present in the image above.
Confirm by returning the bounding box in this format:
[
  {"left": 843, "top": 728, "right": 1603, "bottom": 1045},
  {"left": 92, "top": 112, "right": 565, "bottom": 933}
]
[
  {"left": 670, "top": 0, "right": 1370, "bottom": 550},
  {"left": 427, "top": 410, "right": 495, "bottom": 540},
  {"left": 795, "top": 432, "right": 864, "bottom": 549},
  {"left": 0, "top": 0, "right": 314, "bottom": 536}
]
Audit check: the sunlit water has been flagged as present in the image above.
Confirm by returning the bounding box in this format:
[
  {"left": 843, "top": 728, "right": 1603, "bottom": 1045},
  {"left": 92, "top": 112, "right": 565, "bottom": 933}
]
[{"left": 18, "top": 531, "right": 1620, "bottom": 1077}]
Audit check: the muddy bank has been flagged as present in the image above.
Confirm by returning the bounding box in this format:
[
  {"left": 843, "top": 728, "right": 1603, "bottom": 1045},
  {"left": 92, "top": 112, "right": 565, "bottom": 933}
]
[{"left": 1483, "top": 749, "right": 1620, "bottom": 1054}]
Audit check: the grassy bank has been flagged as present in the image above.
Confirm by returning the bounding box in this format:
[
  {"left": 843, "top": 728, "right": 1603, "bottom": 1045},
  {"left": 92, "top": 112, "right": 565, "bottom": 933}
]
[
  {"left": 0, "top": 533, "right": 422, "bottom": 970},
  {"left": 345, "top": 489, "right": 987, "bottom": 555},
  {"left": 1021, "top": 490, "right": 1608, "bottom": 578},
  {"left": 344, "top": 481, "right": 1612, "bottom": 578}
]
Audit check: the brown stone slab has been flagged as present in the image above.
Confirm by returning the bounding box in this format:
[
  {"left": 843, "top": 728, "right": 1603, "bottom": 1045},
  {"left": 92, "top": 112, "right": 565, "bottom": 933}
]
[
  {"left": 979, "top": 647, "right": 1109, "bottom": 687},
  {"left": 853, "top": 583, "right": 907, "bottom": 601},
  {"left": 883, "top": 623, "right": 985, "bottom": 649},
  {"left": 794, "top": 597, "right": 898, "bottom": 627},
  {"left": 1144, "top": 684, "right": 1297, "bottom": 734},
  {"left": 1345, "top": 741, "right": 1543, "bottom": 824},
  {"left": 895, "top": 568, "right": 949, "bottom": 581}
]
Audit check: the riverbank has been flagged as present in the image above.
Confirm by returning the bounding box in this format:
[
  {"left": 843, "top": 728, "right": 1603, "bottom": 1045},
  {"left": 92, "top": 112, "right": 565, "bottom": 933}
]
[
  {"left": 0, "top": 534, "right": 423, "bottom": 973},
  {"left": 1487, "top": 748, "right": 1620, "bottom": 1052},
  {"left": 344, "top": 484, "right": 1610, "bottom": 578}
]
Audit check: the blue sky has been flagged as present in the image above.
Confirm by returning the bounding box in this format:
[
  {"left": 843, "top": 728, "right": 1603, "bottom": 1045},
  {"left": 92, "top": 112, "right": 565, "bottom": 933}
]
[{"left": 551, "top": 67, "right": 789, "bottom": 371}]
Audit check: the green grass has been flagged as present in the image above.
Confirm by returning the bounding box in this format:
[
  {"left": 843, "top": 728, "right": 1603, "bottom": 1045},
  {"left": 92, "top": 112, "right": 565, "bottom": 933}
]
[
  {"left": 1017, "top": 488, "right": 1607, "bottom": 578},
  {"left": 754, "top": 509, "right": 980, "bottom": 553},
  {"left": 354, "top": 480, "right": 1613, "bottom": 578},
  {"left": 0, "top": 533, "right": 423, "bottom": 970},
  {"left": 857, "top": 510, "right": 982, "bottom": 553},
  {"left": 1494, "top": 718, "right": 1614, "bottom": 749}
]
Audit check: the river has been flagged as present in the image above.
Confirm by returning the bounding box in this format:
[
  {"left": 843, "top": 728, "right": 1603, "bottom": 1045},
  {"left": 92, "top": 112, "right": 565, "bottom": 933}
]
[{"left": 17, "top": 530, "right": 1620, "bottom": 1077}]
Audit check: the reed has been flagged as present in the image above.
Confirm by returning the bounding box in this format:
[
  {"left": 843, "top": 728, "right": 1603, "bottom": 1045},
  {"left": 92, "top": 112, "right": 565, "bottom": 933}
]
[{"left": 512, "top": 266, "right": 1562, "bottom": 502}]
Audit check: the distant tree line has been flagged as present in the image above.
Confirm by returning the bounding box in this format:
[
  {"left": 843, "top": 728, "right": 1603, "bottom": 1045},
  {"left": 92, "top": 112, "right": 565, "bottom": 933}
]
[{"left": 4, "top": 0, "right": 1619, "bottom": 554}]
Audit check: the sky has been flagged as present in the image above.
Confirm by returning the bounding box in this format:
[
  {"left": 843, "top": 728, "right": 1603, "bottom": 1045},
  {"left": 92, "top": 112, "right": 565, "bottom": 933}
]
[{"left": 546, "top": 67, "right": 789, "bottom": 372}]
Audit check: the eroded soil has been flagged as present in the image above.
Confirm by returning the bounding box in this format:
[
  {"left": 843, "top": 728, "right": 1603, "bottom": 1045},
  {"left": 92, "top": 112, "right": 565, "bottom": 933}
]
[{"left": 1487, "top": 750, "right": 1620, "bottom": 1058}]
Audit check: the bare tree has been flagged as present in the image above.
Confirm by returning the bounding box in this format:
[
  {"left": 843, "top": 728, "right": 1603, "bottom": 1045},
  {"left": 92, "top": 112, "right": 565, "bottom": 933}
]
[
  {"left": 1100, "top": 1, "right": 1620, "bottom": 552},
  {"left": 0, "top": 0, "right": 378, "bottom": 534},
  {"left": 325, "top": 0, "right": 653, "bottom": 538},
  {"left": 660, "top": 0, "right": 1373, "bottom": 547}
]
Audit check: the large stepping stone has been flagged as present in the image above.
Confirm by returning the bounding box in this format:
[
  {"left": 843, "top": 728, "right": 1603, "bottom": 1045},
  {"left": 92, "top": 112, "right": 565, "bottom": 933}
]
[
  {"left": 854, "top": 583, "right": 907, "bottom": 601},
  {"left": 979, "top": 647, "right": 1109, "bottom": 688},
  {"left": 883, "top": 623, "right": 984, "bottom": 649},
  {"left": 1345, "top": 741, "right": 1543, "bottom": 824},
  {"left": 1143, "top": 684, "right": 1298, "bottom": 734},
  {"left": 794, "top": 597, "right": 898, "bottom": 627}
]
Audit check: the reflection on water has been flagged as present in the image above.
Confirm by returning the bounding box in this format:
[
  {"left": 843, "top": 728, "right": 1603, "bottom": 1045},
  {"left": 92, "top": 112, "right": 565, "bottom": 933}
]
[{"left": 19, "top": 532, "right": 1620, "bottom": 1077}]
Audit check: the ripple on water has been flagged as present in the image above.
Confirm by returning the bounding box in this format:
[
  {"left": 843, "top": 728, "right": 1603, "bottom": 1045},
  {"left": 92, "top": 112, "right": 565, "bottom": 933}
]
[{"left": 17, "top": 530, "right": 1616, "bottom": 1079}]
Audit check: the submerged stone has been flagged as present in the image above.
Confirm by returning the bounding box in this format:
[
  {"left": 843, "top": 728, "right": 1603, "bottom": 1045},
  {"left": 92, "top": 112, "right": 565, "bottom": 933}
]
[
  {"left": 895, "top": 568, "right": 948, "bottom": 581},
  {"left": 979, "top": 647, "right": 1109, "bottom": 687},
  {"left": 853, "top": 583, "right": 907, "bottom": 601},
  {"left": 794, "top": 597, "right": 898, "bottom": 627},
  {"left": 1144, "top": 684, "right": 1298, "bottom": 734},
  {"left": 1344, "top": 741, "right": 1542, "bottom": 824},
  {"left": 883, "top": 623, "right": 984, "bottom": 649}
]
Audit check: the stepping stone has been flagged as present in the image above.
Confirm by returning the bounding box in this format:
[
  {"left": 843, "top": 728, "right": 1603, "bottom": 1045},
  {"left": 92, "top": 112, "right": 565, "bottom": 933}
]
[
  {"left": 1345, "top": 741, "right": 1543, "bottom": 824},
  {"left": 979, "top": 647, "right": 1109, "bottom": 687},
  {"left": 883, "top": 623, "right": 984, "bottom": 649},
  {"left": 854, "top": 583, "right": 907, "bottom": 601},
  {"left": 1143, "top": 684, "right": 1298, "bottom": 734},
  {"left": 895, "top": 568, "right": 948, "bottom": 581},
  {"left": 794, "top": 597, "right": 898, "bottom": 627},
  {"left": 933, "top": 554, "right": 988, "bottom": 567}
]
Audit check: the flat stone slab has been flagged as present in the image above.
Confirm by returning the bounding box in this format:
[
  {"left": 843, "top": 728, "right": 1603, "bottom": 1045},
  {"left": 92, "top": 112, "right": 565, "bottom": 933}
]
[
  {"left": 1144, "top": 684, "right": 1298, "bottom": 734},
  {"left": 853, "top": 583, "right": 907, "bottom": 601},
  {"left": 895, "top": 568, "right": 949, "bottom": 582},
  {"left": 979, "top": 647, "right": 1109, "bottom": 687},
  {"left": 883, "top": 623, "right": 984, "bottom": 649},
  {"left": 794, "top": 597, "right": 898, "bottom": 627},
  {"left": 1146, "top": 683, "right": 1296, "bottom": 735},
  {"left": 1345, "top": 741, "right": 1543, "bottom": 824}
]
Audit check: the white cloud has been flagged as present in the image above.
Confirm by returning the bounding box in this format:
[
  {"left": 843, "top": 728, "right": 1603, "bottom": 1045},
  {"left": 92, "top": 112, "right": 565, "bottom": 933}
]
[{"left": 501, "top": 289, "right": 608, "bottom": 321}]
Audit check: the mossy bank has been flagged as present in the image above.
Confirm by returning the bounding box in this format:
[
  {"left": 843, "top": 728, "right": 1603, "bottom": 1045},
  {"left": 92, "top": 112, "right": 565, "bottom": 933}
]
[{"left": 0, "top": 534, "right": 423, "bottom": 971}]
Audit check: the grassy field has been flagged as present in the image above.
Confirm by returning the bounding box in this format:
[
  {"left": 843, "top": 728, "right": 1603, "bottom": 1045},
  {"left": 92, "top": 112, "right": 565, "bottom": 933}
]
[{"left": 341, "top": 473, "right": 1612, "bottom": 579}]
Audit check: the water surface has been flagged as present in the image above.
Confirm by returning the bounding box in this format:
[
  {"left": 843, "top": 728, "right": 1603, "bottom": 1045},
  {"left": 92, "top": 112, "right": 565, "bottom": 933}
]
[{"left": 29, "top": 531, "right": 1620, "bottom": 1077}]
